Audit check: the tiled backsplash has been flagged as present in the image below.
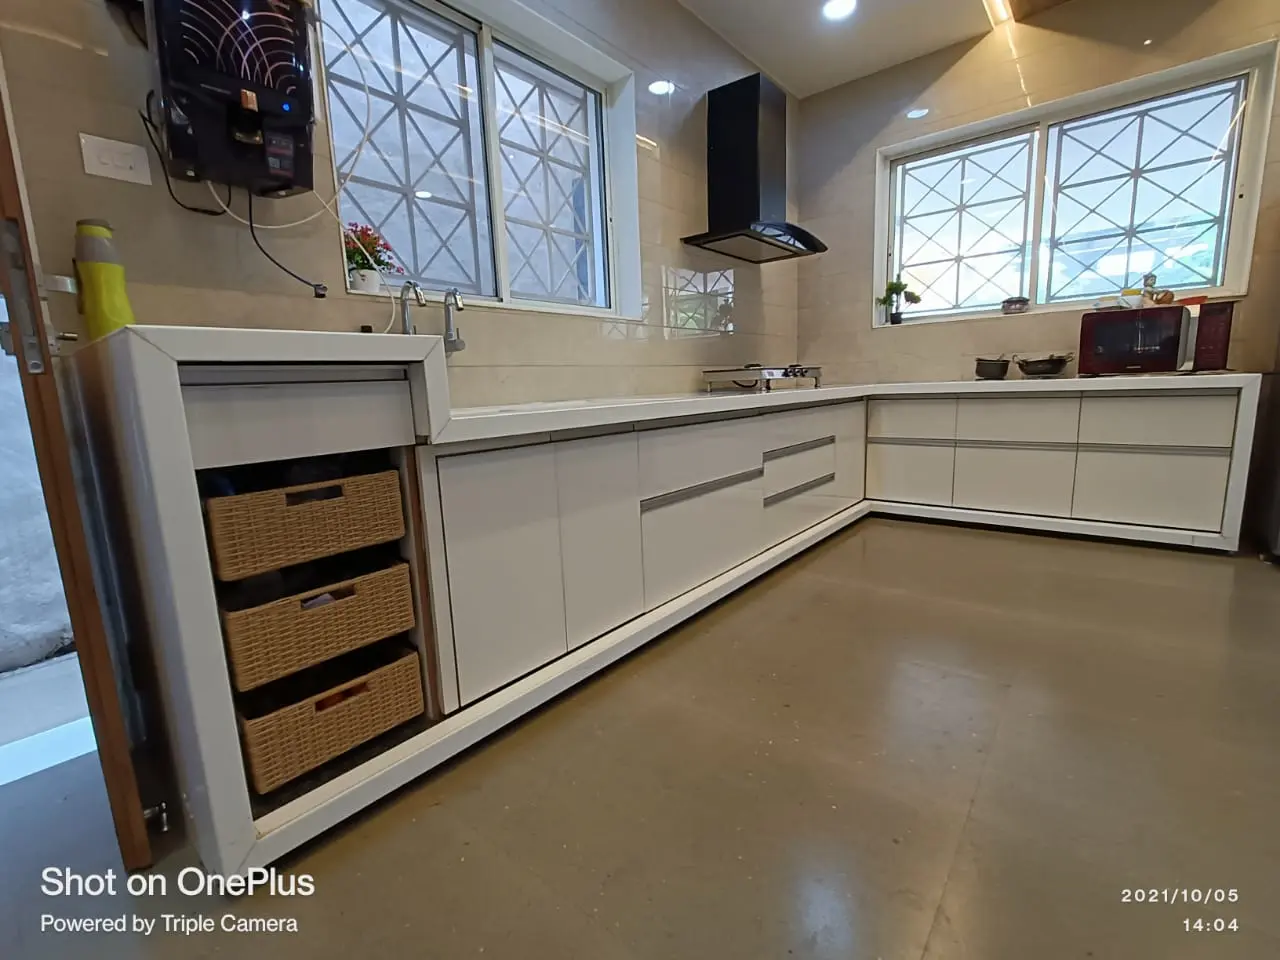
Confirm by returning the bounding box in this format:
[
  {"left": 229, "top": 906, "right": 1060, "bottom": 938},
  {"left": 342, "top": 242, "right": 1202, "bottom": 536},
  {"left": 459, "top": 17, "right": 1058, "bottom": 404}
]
[
  {"left": 796, "top": 0, "right": 1280, "bottom": 385},
  {"left": 0, "top": 0, "right": 796, "bottom": 407}
]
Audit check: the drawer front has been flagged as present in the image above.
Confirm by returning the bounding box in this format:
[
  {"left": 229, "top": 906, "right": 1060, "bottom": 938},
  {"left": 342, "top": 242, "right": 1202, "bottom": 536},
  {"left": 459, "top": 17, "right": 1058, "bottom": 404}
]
[
  {"left": 639, "top": 417, "right": 762, "bottom": 500},
  {"left": 764, "top": 476, "right": 842, "bottom": 545},
  {"left": 868, "top": 398, "right": 957, "bottom": 439},
  {"left": 832, "top": 401, "right": 867, "bottom": 502},
  {"left": 953, "top": 445, "right": 1077, "bottom": 517},
  {"left": 763, "top": 441, "right": 836, "bottom": 497},
  {"left": 759, "top": 406, "right": 836, "bottom": 455},
  {"left": 205, "top": 471, "right": 405, "bottom": 581},
  {"left": 183, "top": 379, "right": 416, "bottom": 470},
  {"left": 642, "top": 474, "right": 763, "bottom": 609},
  {"left": 1078, "top": 394, "right": 1237, "bottom": 448},
  {"left": 866, "top": 441, "right": 954, "bottom": 505},
  {"left": 956, "top": 396, "right": 1081, "bottom": 444},
  {"left": 1072, "top": 448, "right": 1231, "bottom": 531}
]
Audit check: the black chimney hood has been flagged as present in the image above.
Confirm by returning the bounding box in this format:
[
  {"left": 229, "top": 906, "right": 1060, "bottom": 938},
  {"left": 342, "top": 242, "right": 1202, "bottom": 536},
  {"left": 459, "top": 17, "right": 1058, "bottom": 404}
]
[{"left": 682, "top": 73, "right": 826, "bottom": 265}]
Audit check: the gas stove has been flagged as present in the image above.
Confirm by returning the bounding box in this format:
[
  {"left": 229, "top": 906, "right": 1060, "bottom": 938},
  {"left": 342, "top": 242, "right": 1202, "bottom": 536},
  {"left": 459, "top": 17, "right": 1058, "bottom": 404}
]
[{"left": 701, "top": 364, "right": 823, "bottom": 392}]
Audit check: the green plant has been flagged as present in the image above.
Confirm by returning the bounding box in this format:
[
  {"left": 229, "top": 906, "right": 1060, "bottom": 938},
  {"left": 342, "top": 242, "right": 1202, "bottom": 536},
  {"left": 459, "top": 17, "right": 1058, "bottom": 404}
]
[
  {"left": 344, "top": 222, "right": 403, "bottom": 273},
  {"left": 875, "top": 277, "right": 922, "bottom": 312}
]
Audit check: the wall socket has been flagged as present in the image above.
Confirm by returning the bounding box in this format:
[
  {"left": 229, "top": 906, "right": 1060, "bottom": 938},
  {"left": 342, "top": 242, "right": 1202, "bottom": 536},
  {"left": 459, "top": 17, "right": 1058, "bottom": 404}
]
[{"left": 79, "top": 133, "right": 152, "bottom": 186}]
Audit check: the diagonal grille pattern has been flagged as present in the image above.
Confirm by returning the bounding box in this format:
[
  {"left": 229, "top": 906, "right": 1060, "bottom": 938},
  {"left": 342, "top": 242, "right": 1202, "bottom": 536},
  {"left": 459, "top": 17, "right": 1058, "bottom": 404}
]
[
  {"left": 494, "top": 42, "right": 608, "bottom": 308},
  {"left": 891, "top": 131, "right": 1035, "bottom": 316},
  {"left": 321, "top": 0, "right": 495, "bottom": 295},
  {"left": 1042, "top": 75, "right": 1246, "bottom": 302}
]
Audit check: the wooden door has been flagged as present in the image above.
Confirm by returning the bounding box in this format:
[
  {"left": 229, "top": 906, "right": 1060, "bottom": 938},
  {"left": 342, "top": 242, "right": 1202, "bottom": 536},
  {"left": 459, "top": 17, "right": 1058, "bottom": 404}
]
[{"left": 0, "top": 72, "right": 151, "bottom": 868}]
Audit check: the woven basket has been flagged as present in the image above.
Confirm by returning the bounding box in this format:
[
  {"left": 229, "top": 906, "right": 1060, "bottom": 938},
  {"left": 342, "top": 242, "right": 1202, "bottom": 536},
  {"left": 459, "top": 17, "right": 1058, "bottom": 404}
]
[
  {"left": 205, "top": 471, "right": 404, "bottom": 581},
  {"left": 239, "top": 650, "right": 424, "bottom": 795},
  {"left": 222, "top": 563, "right": 416, "bottom": 692}
]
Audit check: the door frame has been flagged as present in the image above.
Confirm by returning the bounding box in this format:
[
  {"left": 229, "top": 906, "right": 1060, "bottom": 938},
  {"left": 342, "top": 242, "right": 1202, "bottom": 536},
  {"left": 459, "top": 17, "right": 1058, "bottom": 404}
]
[{"left": 0, "top": 54, "right": 151, "bottom": 869}]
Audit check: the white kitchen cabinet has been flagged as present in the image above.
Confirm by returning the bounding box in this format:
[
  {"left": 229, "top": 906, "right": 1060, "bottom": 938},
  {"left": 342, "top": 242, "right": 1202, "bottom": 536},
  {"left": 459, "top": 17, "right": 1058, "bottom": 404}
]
[
  {"left": 638, "top": 416, "right": 761, "bottom": 500},
  {"left": 956, "top": 396, "right": 1080, "bottom": 444},
  {"left": 641, "top": 472, "right": 764, "bottom": 610},
  {"left": 759, "top": 405, "right": 836, "bottom": 453},
  {"left": 866, "top": 441, "right": 954, "bottom": 505},
  {"left": 438, "top": 445, "right": 568, "bottom": 705},
  {"left": 868, "top": 398, "right": 957, "bottom": 439},
  {"left": 833, "top": 401, "right": 866, "bottom": 502},
  {"left": 1078, "top": 393, "right": 1237, "bottom": 448},
  {"left": 953, "top": 444, "right": 1077, "bottom": 517},
  {"left": 1072, "top": 448, "right": 1231, "bottom": 531},
  {"left": 555, "top": 434, "right": 644, "bottom": 651}
]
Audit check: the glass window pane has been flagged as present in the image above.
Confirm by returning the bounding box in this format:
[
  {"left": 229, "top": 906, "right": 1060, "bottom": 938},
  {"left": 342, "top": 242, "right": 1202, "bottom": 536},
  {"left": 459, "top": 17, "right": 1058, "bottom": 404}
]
[
  {"left": 494, "top": 42, "right": 609, "bottom": 308},
  {"left": 890, "top": 131, "right": 1035, "bottom": 318},
  {"left": 1041, "top": 76, "right": 1246, "bottom": 301},
  {"left": 320, "top": 0, "right": 496, "bottom": 296}
]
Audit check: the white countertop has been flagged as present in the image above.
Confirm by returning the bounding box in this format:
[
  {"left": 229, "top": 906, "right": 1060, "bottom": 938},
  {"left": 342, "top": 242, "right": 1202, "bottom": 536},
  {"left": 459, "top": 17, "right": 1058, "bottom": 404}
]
[{"left": 437, "top": 373, "right": 1262, "bottom": 444}]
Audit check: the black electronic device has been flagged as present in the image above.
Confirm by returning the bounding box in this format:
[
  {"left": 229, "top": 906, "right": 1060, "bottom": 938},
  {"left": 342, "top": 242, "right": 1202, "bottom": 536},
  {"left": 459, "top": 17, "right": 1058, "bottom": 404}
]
[{"left": 148, "top": 0, "right": 315, "bottom": 197}]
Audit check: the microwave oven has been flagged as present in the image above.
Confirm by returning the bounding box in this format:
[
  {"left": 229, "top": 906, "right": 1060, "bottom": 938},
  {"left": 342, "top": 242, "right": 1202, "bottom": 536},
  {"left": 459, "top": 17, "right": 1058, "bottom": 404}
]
[{"left": 1077, "top": 302, "right": 1234, "bottom": 376}]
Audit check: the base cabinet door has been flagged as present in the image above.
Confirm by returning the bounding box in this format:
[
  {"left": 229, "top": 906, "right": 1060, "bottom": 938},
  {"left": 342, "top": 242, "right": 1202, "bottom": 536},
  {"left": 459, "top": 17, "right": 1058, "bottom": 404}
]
[
  {"left": 833, "top": 401, "right": 866, "bottom": 502},
  {"left": 555, "top": 434, "right": 644, "bottom": 650},
  {"left": 866, "top": 441, "right": 955, "bottom": 505},
  {"left": 953, "top": 444, "right": 1077, "bottom": 517},
  {"left": 1071, "top": 448, "right": 1231, "bottom": 531},
  {"left": 438, "top": 445, "right": 568, "bottom": 705},
  {"left": 642, "top": 473, "right": 763, "bottom": 610}
]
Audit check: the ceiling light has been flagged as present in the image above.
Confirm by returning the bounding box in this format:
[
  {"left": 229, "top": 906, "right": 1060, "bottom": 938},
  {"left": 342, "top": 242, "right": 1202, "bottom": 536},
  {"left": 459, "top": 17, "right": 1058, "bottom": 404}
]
[
  {"left": 1143, "top": 38, "right": 1153, "bottom": 45},
  {"left": 983, "top": 0, "right": 1010, "bottom": 24},
  {"left": 906, "top": 108, "right": 929, "bottom": 119},
  {"left": 648, "top": 79, "right": 676, "bottom": 96},
  {"left": 821, "top": 0, "right": 856, "bottom": 22},
  {"left": 414, "top": 190, "right": 433, "bottom": 200}
]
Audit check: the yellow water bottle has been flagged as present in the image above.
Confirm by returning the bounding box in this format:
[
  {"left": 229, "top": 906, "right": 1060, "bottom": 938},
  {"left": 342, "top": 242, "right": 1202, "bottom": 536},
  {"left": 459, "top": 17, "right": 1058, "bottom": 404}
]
[{"left": 74, "top": 219, "right": 135, "bottom": 340}]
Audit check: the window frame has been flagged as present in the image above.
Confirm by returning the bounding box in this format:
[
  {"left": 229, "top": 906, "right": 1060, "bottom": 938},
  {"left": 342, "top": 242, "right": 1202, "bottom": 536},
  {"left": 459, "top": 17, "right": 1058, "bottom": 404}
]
[
  {"left": 316, "top": 0, "right": 643, "bottom": 319},
  {"left": 872, "top": 42, "right": 1278, "bottom": 329}
]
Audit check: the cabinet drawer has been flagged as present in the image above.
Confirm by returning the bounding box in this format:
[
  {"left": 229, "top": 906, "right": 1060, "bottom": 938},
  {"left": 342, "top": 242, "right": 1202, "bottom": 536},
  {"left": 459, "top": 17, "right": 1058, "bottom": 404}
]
[
  {"left": 866, "top": 441, "right": 954, "bottom": 504},
  {"left": 764, "top": 476, "right": 843, "bottom": 545},
  {"left": 953, "top": 445, "right": 1076, "bottom": 517},
  {"left": 205, "top": 471, "right": 405, "bottom": 581},
  {"left": 639, "top": 417, "right": 762, "bottom": 500},
  {"left": 641, "top": 473, "right": 763, "bottom": 609},
  {"left": 763, "top": 441, "right": 836, "bottom": 497},
  {"left": 868, "top": 398, "right": 957, "bottom": 439},
  {"left": 1072, "top": 448, "right": 1231, "bottom": 531},
  {"left": 759, "top": 406, "right": 836, "bottom": 455},
  {"left": 1078, "top": 394, "right": 1237, "bottom": 448},
  {"left": 956, "top": 397, "right": 1080, "bottom": 444},
  {"left": 832, "top": 401, "right": 866, "bottom": 502}
]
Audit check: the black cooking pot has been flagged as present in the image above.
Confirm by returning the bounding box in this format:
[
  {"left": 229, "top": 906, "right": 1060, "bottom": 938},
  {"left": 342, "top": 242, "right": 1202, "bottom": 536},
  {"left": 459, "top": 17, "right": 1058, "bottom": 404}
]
[
  {"left": 1014, "top": 353, "right": 1073, "bottom": 378},
  {"left": 975, "top": 357, "right": 1010, "bottom": 380}
]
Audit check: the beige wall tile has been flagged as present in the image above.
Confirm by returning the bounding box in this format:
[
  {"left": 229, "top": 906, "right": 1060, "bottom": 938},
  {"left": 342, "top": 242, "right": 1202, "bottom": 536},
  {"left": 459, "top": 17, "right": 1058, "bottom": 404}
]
[
  {"left": 796, "top": 0, "right": 1280, "bottom": 384},
  {"left": 0, "top": 0, "right": 792, "bottom": 406}
]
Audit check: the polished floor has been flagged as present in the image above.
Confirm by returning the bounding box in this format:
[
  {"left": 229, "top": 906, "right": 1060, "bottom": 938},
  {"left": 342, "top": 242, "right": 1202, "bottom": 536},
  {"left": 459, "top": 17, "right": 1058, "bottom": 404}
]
[{"left": 5, "top": 519, "right": 1280, "bottom": 959}]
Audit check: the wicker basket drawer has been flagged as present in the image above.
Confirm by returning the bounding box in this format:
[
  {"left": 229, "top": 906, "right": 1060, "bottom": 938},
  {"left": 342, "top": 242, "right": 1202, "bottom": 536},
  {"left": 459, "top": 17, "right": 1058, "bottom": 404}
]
[
  {"left": 239, "top": 649, "right": 424, "bottom": 795},
  {"left": 222, "top": 564, "right": 416, "bottom": 692},
  {"left": 205, "top": 471, "right": 405, "bottom": 581}
]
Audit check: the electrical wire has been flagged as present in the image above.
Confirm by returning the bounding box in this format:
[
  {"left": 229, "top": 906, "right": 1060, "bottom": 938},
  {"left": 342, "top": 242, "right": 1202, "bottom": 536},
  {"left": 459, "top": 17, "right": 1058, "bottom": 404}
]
[
  {"left": 138, "top": 95, "right": 229, "bottom": 217},
  {"left": 200, "top": 10, "right": 400, "bottom": 328},
  {"left": 247, "top": 192, "right": 327, "bottom": 298}
]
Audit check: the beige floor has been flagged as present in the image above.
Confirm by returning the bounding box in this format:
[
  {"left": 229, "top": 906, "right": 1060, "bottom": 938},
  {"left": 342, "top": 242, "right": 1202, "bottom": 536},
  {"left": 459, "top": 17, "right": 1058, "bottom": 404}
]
[{"left": 4, "top": 519, "right": 1280, "bottom": 959}]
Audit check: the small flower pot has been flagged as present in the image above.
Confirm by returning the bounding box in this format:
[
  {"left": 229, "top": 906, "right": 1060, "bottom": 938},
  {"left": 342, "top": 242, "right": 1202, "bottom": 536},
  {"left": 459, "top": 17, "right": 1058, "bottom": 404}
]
[
  {"left": 889, "top": 311, "right": 903, "bottom": 325},
  {"left": 349, "top": 268, "right": 383, "bottom": 294}
]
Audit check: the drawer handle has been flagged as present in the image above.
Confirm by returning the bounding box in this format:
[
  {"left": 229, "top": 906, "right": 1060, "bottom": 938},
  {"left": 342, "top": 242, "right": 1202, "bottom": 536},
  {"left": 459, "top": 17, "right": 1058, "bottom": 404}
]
[
  {"left": 285, "top": 483, "right": 345, "bottom": 506},
  {"left": 299, "top": 583, "right": 357, "bottom": 611},
  {"left": 315, "top": 680, "right": 369, "bottom": 712}
]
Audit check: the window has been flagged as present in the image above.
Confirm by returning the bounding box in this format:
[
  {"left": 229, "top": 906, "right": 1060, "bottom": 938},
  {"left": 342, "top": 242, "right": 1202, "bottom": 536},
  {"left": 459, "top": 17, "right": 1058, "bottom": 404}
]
[
  {"left": 318, "top": 0, "right": 633, "bottom": 311},
  {"left": 892, "top": 130, "right": 1035, "bottom": 316},
  {"left": 880, "top": 49, "right": 1273, "bottom": 325}
]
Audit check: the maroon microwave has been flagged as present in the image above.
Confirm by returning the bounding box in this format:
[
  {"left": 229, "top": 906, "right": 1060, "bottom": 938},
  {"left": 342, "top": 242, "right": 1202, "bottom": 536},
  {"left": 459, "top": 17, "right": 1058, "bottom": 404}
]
[{"left": 1077, "top": 302, "right": 1234, "bottom": 376}]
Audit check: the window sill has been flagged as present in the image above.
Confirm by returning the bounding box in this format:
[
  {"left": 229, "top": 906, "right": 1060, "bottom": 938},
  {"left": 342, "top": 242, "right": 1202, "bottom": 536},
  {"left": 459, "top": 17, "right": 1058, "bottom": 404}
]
[
  {"left": 872, "top": 288, "right": 1246, "bottom": 329},
  {"left": 342, "top": 285, "right": 639, "bottom": 322}
]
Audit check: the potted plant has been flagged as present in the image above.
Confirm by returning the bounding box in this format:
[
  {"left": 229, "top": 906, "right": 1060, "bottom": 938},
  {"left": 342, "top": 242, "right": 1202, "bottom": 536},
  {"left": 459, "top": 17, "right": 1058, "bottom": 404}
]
[
  {"left": 344, "top": 222, "right": 402, "bottom": 293},
  {"left": 875, "top": 277, "right": 922, "bottom": 325}
]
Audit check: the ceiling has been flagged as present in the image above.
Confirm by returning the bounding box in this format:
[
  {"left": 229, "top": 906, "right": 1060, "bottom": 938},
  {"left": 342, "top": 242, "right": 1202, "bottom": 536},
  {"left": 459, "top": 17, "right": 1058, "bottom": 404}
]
[{"left": 676, "top": 0, "right": 996, "bottom": 98}]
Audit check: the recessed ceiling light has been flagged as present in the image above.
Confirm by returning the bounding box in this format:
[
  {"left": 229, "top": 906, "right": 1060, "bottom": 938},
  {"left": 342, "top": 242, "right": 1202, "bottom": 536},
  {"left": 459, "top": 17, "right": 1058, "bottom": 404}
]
[
  {"left": 906, "top": 108, "right": 929, "bottom": 119},
  {"left": 822, "top": 0, "right": 857, "bottom": 22},
  {"left": 648, "top": 80, "right": 676, "bottom": 95},
  {"left": 1143, "top": 38, "right": 1153, "bottom": 45},
  {"left": 414, "top": 190, "right": 433, "bottom": 200}
]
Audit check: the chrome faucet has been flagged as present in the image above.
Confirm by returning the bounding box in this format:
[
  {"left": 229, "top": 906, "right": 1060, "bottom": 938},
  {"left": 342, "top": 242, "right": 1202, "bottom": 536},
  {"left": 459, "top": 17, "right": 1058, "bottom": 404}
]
[
  {"left": 443, "top": 287, "right": 466, "bottom": 354},
  {"left": 398, "top": 280, "right": 427, "bottom": 335}
]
